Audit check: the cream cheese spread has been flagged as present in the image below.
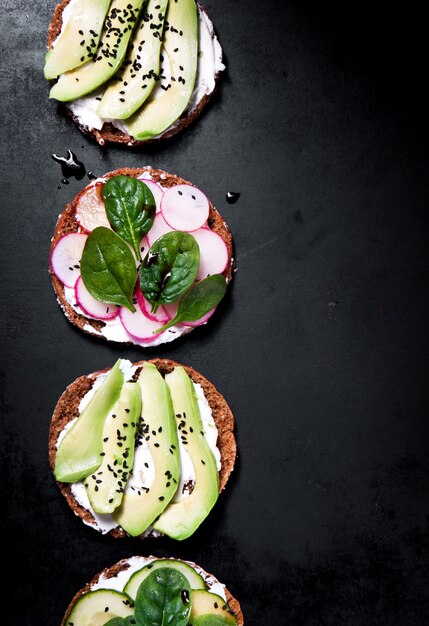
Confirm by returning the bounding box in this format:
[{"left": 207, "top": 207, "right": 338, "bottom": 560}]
[
  {"left": 55, "top": 3, "right": 225, "bottom": 137},
  {"left": 91, "top": 555, "right": 227, "bottom": 600},
  {"left": 55, "top": 360, "right": 221, "bottom": 535}
]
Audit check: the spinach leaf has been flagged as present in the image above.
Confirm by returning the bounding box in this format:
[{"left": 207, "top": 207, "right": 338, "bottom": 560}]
[
  {"left": 104, "top": 618, "right": 136, "bottom": 626},
  {"left": 156, "top": 274, "right": 227, "bottom": 332},
  {"left": 103, "top": 176, "right": 156, "bottom": 259},
  {"left": 80, "top": 227, "right": 137, "bottom": 312},
  {"left": 134, "top": 567, "right": 191, "bottom": 626},
  {"left": 139, "top": 232, "right": 200, "bottom": 312}
]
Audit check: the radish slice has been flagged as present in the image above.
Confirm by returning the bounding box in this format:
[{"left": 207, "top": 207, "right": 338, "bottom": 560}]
[
  {"left": 137, "top": 290, "right": 169, "bottom": 324},
  {"left": 75, "top": 183, "right": 110, "bottom": 231},
  {"left": 161, "top": 184, "right": 209, "bottom": 232},
  {"left": 137, "top": 177, "right": 164, "bottom": 214},
  {"left": 163, "top": 301, "right": 179, "bottom": 321},
  {"left": 75, "top": 276, "right": 119, "bottom": 320},
  {"left": 191, "top": 228, "right": 229, "bottom": 280},
  {"left": 139, "top": 236, "right": 150, "bottom": 259},
  {"left": 50, "top": 233, "right": 87, "bottom": 288},
  {"left": 180, "top": 308, "right": 216, "bottom": 328},
  {"left": 146, "top": 213, "right": 173, "bottom": 246},
  {"left": 119, "top": 303, "right": 164, "bottom": 341}
]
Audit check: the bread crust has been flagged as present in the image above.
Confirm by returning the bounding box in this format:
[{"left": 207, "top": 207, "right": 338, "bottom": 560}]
[
  {"left": 62, "top": 556, "right": 244, "bottom": 625},
  {"left": 49, "top": 358, "right": 237, "bottom": 537},
  {"left": 49, "top": 166, "right": 233, "bottom": 346},
  {"left": 47, "top": 0, "right": 223, "bottom": 146}
]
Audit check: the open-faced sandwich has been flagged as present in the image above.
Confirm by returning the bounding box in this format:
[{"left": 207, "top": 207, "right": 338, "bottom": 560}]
[
  {"left": 44, "top": 0, "right": 224, "bottom": 145},
  {"left": 62, "top": 556, "right": 243, "bottom": 625},
  {"left": 49, "top": 358, "right": 236, "bottom": 538},
  {"left": 49, "top": 167, "right": 233, "bottom": 348}
]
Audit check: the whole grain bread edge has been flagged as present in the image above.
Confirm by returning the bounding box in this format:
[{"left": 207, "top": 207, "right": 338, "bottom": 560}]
[
  {"left": 49, "top": 166, "right": 233, "bottom": 345},
  {"left": 62, "top": 556, "right": 244, "bottom": 625},
  {"left": 47, "top": 0, "right": 223, "bottom": 146},
  {"left": 49, "top": 357, "right": 237, "bottom": 538}
]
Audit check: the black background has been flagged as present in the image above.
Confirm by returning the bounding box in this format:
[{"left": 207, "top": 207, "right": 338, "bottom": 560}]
[{"left": 1, "top": 0, "right": 429, "bottom": 623}]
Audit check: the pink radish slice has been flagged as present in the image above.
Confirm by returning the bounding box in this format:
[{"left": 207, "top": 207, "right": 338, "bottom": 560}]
[
  {"left": 119, "top": 303, "right": 164, "bottom": 342},
  {"left": 139, "top": 236, "right": 150, "bottom": 259},
  {"left": 136, "top": 290, "right": 169, "bottom": 324},
  {"left": 146, "top": 213, "right": 173, "bottom": 246},
  {"left": 137, "top": 177, "right": 164, "bottom": 213},
  {"left": 191, "top": 228, "right": 230, "bottom": 280},
  {"left": 163, "top": 301, "right": 179, "bottom": 321},
  {"left": 75, "top": 183, "right": 110, "bottom": 231},
  {"left": 50, "top": 233, "right": 88, "bottom": 288},
  {"left": 180, "top": 308, "right": 216, "bottom": 328},
  {"left": 75, "top": 276, "right": 119, "bottom": 320},
  {"left": 161, "top": 184, "right": 209, "bottom": 232}
]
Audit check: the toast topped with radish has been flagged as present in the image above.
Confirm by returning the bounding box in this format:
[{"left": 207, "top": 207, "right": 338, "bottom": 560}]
[
  {"left": 45, "top": 0, "right": 224, "bottom": 146},
  {"left": 49, "top": 167, "right": 233, "bottom": 348},
  {"left": 49, "top": 358, "right": 236, "bottom": 538},
  {"left": 62, "top": 556, "right": 243, "bottom": 625}
]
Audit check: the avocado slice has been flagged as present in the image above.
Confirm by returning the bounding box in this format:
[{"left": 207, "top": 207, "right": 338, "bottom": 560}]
[
  {"left": 85, "top": 381, "right": 141, "bottom": 514},
  {"left": 125, "top": 0, "right": 198, "bottom": 140},
  {"left": 55, "top": 360, "right": 124, "bottom": 483},
  {"left": 49, "top": 0, "right": 144, "bottom": 102},
  {"left": 190, "top": 591, "right": 236, "bottom": 625},
  {"left": 153, "top": 367, "right": 219, "bottom": 540},
  {"left": 65, "top": 589, "right": 133, "bottom": 625},
  {"left": 124, "top": 559, "right": 205, "bottom": 600},
  {"left": 44, "top": 0, "right": 111, "bottom": 80},
  {"left": 113, "top": 363, "right": 180, "bottom": 536},
  {"left": 97, "top": 0, "right": 169, "bottom": 119},
  {"left": 189, "top": 616, "right": 237, "bottom": 626}
]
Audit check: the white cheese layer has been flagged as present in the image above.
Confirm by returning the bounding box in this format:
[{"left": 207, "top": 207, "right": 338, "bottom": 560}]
[
  {"left": 91, "top": 555, "right": 227, "bottom": 600},
  {"left": 55, "top": 360, "right": 221, "bottom": 535},
  {"left": 59, "top": 4, "right": 225, "bottom": 138}
]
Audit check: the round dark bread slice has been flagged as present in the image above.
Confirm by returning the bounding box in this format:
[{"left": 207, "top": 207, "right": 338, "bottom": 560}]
[
  {"left": 47, "top": 0, "right": 223, "bottom": 146},
  {"left": 49, "top": 357, "right": 237, "bottom": 538},
  {"left": 49, "top": 166, "right": 233, "bottom": 346},
  {"left": 62, "top": 556, "right": 244, "bottom": 625}
]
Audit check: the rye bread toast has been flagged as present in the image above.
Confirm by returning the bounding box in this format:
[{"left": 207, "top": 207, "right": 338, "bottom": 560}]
[
  {"left": 62, "top": 556, "right": 244, "bottom": 625},
  {"left": 47, "top": 0, "right": 223, "bottom": 146},
  {"left": 49, "top": 357, "right": 237, "bottom": 537},
  {"left": 49, "top": 166, "right": 234, "bottom": 346}
]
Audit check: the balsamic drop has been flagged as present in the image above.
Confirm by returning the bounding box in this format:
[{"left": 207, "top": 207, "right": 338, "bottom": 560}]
[
  {"left": 181, "top": 589, "right": 190, "bottom": 604},
  {"left": 51, "top": 150, "right": 86, "bottom": 181},
  {"left": 87, "top": 171, "right": 97, "bottom": 180},
  {"left": 61, "top": 178, "right": 69, "bottom": 185},
  {"left": 226, "top": 191, "right": 240, "bottom": 204}
]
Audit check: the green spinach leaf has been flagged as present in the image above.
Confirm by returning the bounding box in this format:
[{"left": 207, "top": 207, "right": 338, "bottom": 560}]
[
  {"left": 104, "top": 618, "right": 136, "bottom": 626},
  {"left": 156, "top": 274, "right": 227, "bottom": 332},
  {"left": 134, "top": 567, "right": 191, "bottom": 626},
  {"left": 103, "top": 176, "right": 156, "bottom": 258},
  {"left": 139, "top": 231, "right": 200, "bottom": 312},
  {"left": 80, "top": 227, "right": 137, "bottom": 312}
]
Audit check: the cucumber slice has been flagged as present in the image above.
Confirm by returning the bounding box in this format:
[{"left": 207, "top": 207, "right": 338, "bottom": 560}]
[
  {"left": 190, "top": 590, "right": 236, "bottom": 624},
  {"left": 124, "top": 559, "right": 205, "bottom": 599},
  {"left": 65, "top": 589, "right": 133, "bottom": 625}
]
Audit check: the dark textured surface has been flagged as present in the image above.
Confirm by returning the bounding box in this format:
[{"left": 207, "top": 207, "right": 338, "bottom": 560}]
[{"left": 1, "top": 0, "right": 429, "bottom": 623}]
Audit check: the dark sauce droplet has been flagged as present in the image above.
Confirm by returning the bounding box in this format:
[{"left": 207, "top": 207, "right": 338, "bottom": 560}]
[
  {"left": 87, "top": 171, "right": 97, "bottom": 180},
  {"left": 51, "top": 150, "right": 86, "bottom": 181},
  {"left": 145, "top": 251, "right": 158, "bottom": 267},
  {"left": 181, "top": 589, "right": 190, "bottom": 604},
  {"left": 61, "top": 178, "right": 70, "bottom": 185},
  {"left": 226, "top": 191, "right": 240, "bottom": 204}
]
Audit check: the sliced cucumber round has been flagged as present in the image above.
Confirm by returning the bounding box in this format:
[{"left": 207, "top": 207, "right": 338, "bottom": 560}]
[
  {"left": 65, "top": 589, "right": 133, "bottom": 626},
  {"left": 189, "top": 616, "right": 237, "bottom": 626},
  {"left": 124, "top": 560, "right": 205, "bottom": 599},
  {"left": 190, "top": 590, "right": 236, "bottom": 624}
]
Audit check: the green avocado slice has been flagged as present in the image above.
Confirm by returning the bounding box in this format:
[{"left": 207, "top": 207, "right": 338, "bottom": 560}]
[
  {"left": 112, "top": 362, "right": 180, "bottom": 536},
  {"left": 97, "top": 0, "right": 169, "bottom": 119},
  {"left": 153, "top": 366, "right": 219, "bottom": 540},
  {"left": 54, "top": 360, "right": 124, "bottom": 483},
  {"left": 49, "top": 0, "right": 144, "bottom": 102},
  {"left": 125, "top": 0, "right": 198, "bottom": 140},
  {"left": 190, "top": 591, "right": 236, "bottom": 625},
  {"left": 44, "top": 0, "right": 111, "bottom": 80},
  {"left": 65, "top": 589, "right": 133, "bottom": 625},
  {"left": 85, "top": 381, "right": 141, "bottom": 514}
]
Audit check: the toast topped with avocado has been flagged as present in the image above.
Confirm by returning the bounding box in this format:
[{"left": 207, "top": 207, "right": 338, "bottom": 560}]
[
  {"left": 62, "top": 555, "right": 244, "bottom": 625},
  {"left": 45, "top": 0, "right": 224, "bottom": 145},
  {"left": 49, "top": 166, "right": 233, "bottom": 348},
  {"left": 49, "top": 357, "right": 236, "bottom": 539}
]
